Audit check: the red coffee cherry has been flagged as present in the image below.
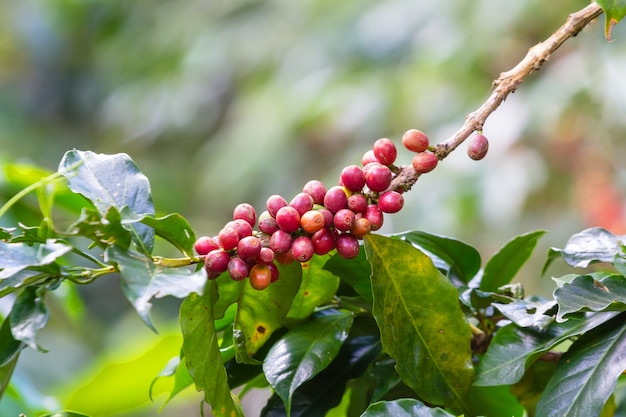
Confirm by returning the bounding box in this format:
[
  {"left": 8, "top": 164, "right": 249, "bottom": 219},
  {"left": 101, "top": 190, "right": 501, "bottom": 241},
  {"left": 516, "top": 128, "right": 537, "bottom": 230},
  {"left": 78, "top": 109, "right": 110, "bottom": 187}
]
[
  {"left": 373, "top": 138, "right": 397, "bottom": 165},
  {"left": 378, "top": 191, "right": 404, "bottom": 213},
  {"left": 269, "top": 229, "right": 293, "bottom": 254},
  {"left": 237, "top": 236, "right": 262, "bottom": 260},
  {"left": 233, "top": 203, "right": 256, "bottom": 227},
  {"left": 226, "top": 219, "right": 252, "bottom": 239},
  {"left": 275, "top": 206, "right": 301, "bottom": 233},
  {"left": 256, "top": 247, "right": 275, "bottom": 264},
  {"left": 300, "top": 210, "right": 325, "bottom": 234},
  {"left": 324, "top": 186, "right": 348, "bottom": 213},
  {"left": 205, "top": 249, "right": 230, "bottom": 275},
  {"left": 266, "top": 194, "right": 288, "bottom": 218},
  {"left": 291, "top": 236, "right": 314, "bottom": 262},
  {"left": 249, "top": 264, "right": 272, "bottom": 290},
  {"left": 333, "top": 208, "right": 356, "bottom": 232},
  {"left": 258, "top": 211, "right": 279, "bottom": 234},
  {"left": 289, "top": 192, "right": 315, "bottom": 216},
  {"left": 340, "top": 165, "right": 366, "bottom": 192},
  {"left": 218, "top": 226, "right": 240, "bottom": 251},
  {"left": 336, "top": 234, "right": 360, "bottom": 259},
  {"left": 364, "top": 204, "right": 384, "bottom": 231},
  {"left": 227, "top": 257, "right": 249, "bottom": 281},
  {"left": 365, "top": 163, "right": 392, "bottom": 192},
  {"left": 302, "top": 180, "right": 327, "bottom": 205},
  {"left": 467, "top": 133, "right": 489, "bottom": 160},
  {"left": 412, "top": 152, "right": 438, "bottom": 174},
  {"left": 361, "top": 149, "right": 378, "bottom": 166},
  {"left": 194, "top": 236, "right": 219, "bottom": 256},
  {"left": 402, "top": 129, "right": 429, "bottom": 153},
  {"left": 311, "top": 228, "right": 336, "bottom": 255},
  {"left": 350, "top": 217, "right": 372, "bottom": 239},
  {"left": 347, "top": 193, "right": 368, "bottom": 214}
]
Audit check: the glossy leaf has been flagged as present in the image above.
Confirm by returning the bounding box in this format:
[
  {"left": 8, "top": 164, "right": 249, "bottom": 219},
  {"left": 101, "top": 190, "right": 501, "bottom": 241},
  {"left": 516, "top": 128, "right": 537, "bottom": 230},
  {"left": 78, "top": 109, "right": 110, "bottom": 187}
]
[
  {"left": 285, "top": 254, "right": 339, "bottom": 323},
  {"left": 470, "top": 385, "right": 524, "bottom": 417},
  {"left": 510, "top": 360, "right": 557, "bottom": 417},
  {"left": 105, "top": 246, "right": 206, "bottom": 331},
  {"left": 474, "top": 311, "right": 619, "bottom": 386},
  {"left": 364, "top": 234, "right": 473, "bottom": 414},
  {"left": 361, "top": 399, "right": 456, "bottom": 417},
  {"left": 67, "top": 206, "right": 132, "bottom": 250},
  {"left": 140, "top": 213, "right": 196, "bottom": 257},
  {"left": 180, "top": 286, "right": 244, "bottom": 417},
  {"left": 554, "top": 273, "right": 626, "bottom": 322},
  {"left": 0, "top": 269, "right": 48, "bottom": 298},
  {"left": 535, "top": 313, "right": 626, "bottom": 417},
  {"left": 9, "top": 287, "right": 49, "bottom": 352},
  {"left": 0, "top": 239, "right": 72, "bottom": 279},
  {"left": 544, "top": 227, "right": 624, "bottom": 271},
  {"left": 324, "top": 248, "right": 372, "bottom": 303},
  {"left": 492, "top": 297, "right": 556, "bottom": 329},
  {"left": 0, "top": 316, "right": 24, "bottom": 368},
  {"left": 398, "top": 230, "right": 481, "bottom": 285},
  {"left": 234, "top": 261, "right": 302, "bottom": 359},
  {"left": 58, "top": 150, "right": 155, "bottom": 253},
  {"left": 480, "top": 230, "right": 545, "bottom": 292},
  {"left": 597, "top": 0, "right": 626, "bottom": 40},
  {"left": 263, "top": 309, "right": 353, "bottom": 415}
]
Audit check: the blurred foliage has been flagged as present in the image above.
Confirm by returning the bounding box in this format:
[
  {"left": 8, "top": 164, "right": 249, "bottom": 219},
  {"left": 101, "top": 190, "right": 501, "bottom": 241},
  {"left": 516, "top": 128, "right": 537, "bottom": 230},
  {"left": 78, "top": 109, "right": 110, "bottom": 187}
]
[{"left": 1, "top": 0, "right": 625, "bottom": 415}]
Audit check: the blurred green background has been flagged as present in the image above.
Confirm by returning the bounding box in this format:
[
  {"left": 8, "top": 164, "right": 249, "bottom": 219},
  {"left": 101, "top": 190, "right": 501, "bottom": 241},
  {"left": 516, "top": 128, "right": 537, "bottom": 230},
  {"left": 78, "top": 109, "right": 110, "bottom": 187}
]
[{"left": 1, "top": 0, "right": 625, "bottom": 416}]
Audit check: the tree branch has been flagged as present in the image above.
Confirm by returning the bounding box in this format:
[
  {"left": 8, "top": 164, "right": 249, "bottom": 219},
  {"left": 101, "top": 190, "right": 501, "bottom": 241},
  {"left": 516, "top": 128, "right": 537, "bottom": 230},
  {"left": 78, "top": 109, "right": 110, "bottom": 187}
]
[{"left": 390, "top": 2, "right": 604, "bottom": 193}]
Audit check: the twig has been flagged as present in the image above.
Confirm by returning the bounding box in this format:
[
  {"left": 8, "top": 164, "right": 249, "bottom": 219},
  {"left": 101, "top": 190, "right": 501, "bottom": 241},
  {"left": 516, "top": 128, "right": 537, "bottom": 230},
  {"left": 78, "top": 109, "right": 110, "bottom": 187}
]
[{"left": 390, "top": 2, "right": 604, "bottom": 193}]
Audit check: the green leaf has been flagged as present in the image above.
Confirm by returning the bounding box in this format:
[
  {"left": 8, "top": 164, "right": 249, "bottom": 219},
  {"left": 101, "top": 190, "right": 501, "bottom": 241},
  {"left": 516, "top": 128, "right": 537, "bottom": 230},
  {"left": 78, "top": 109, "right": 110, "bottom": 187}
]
[
  {"left": 470, "top": 385, "right": 524, "bottom": 417},
  {"left": 0, "top": 239, "right": 72, "bottom": 279},
  {"left": 0, "top": 316, "right": 24, "bottom": 368},
  {"left": 535, "top": 313, "right": 626, "bottom": 417},
  {"left": 510, "top": 360, "right": 557, "bottom": 417},
  {"left": 361, "top": 399, "right": 456, "bottom": 417},
  {"left": 364, "top": 234, "right": 474, "bottom": 414},
  {"left": 492, "top": 297, "right": 556, "bottom": 329},
  {"left": 140, "top": 213, "right": 196, "bottom": 257},
  {"left": 554, "top": 273, "right": 626, "bottom": 322},
  {"left": 324, "top": 248, "right": 372, "bottom": 303},
  {"left": 544, "top": 227, "right": 624, "bottom": 271},
  {"left": 597, "top": 0, "right": 626, "bottom": 40},
  {"left": 285, "top": 254, "right": 339, "bottom": 323},
  {"left": 180, "top": 286, "right": 244, "bottom": 417},
  {"left": 105, "top": 246, "right": 206, "bottom": 331},
  {"left": 67, "top": 206, "right": 132, "bottom": 250},
  {"left": 263, "top": 309, "right": 354, "bottom": 416},
  {"left": 9, "top": 287, "right": 49, "bottom": 352},
  {"left": 398, "top": 230, "right": 481, "bottom": 285},
  {"left": 480, "top": 230, "right": 545, "bottom": 292},
  {"left": 0, "top": 352, "right": 18, "bottom": 402},
  {"left": 474, "top": 311, "right": 619, "bottom": 386},
  {"left": 39, "top": 412, "right": 91, "bottom": 417},
  {"left": 58, "top": 150, "right": 155, "bottom": 254},
  {"left": 151, "top": 355, "right": 194, "bottom": 411},
  {"left": 234, "top": 261, "right": 302, "bottom": 359}
]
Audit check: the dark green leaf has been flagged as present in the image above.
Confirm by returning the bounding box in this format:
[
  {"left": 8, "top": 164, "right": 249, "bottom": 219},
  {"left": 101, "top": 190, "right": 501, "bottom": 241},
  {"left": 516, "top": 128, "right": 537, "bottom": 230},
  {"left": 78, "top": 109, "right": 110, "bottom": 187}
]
[
  {"left": 285, "top": 254, "right": 339, "bottom": 323},
  {"left": 105, "top": 246, "right": 206, "bottom": 331},
  {"left": 398, "top": 230, "right": 481, "bottom": 285},
  {"left": 0, "top": 269, "right": 48, "bottom": 298},
  {"left": 67, "top": 206, "right": 132, "bottom": 250},
  {"left": 368, "top": 356, "right": 402, "bottom": 403},
  {"left": 0, "top": 316, "right": 24, "bottom": 367},
  {"left": 361, "top": 399, "right": 456, "bottom": 417},
  {"left": 0, "top": 352, "right": 18, "bottom": 401},
  {"left": 536, "top": 313, "right": 626, "bottom": 417},
  {"left": 474, "top": 311, "right": 619, "bottom": 386},
  {"left": 554, "top": 273, "right": 626, "bottom": 322},
  {"left": 140, "top": 213, "right": 196, "bottom": 257},
  {"left": 58, "top": 150, "right": 155, "bottom": 253},
  {"left": 510, "top": 360, "right": 557, "bottom": 417},
  {"left": 263, "top": 310, "right": 354, "bottom": 415},
  {"left": 0, "top": 227, "right": 13, "bottom": 240},
  {"left": 180, "top": 286, "right": 244, "bottom": 417},
  {"left": 480, "top": 230, "right": 545, "bottom": 292},
  {"left": 470, "top": 385, "right": 524, "bottom": 417},
  {"left": 545, "top": 227, "right": 624, "bottom": 271},
  {"left": 324, "top": 248, "right": 373, "bottom": 303},
  {"left": 9, "top": 287, "right": 49, "bottom": 352},
  {"left": 0, "top": 239, "right": 71, "bottom": 279},
  {"left": 596, "top": 0, "right": 626, "bottom": 39},
  {"left": 364, "top": 234, "right": 474, "bottom": 414}
]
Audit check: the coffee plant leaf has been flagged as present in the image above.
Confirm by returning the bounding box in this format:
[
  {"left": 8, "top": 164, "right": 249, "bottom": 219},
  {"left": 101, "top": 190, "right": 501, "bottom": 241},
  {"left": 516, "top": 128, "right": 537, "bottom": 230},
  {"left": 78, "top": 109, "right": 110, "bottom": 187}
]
[
  {"left": 492, "top": 297, "right": 556, "bottom": 328},
  {"left": 324, "top": 248, "right": 372, "bottom": 303},
  {"left": 139, "top": 213, "right": 196, "bottom": 257},
  {"left": 480, "top": 230, "right": 545, "bottom": 292},
  {"left": 58, "top": 150, "right": 155, "bottom": 254},
  {"left": 180, "top": 286, "right": 244, "bottom": 417},
  {"left": 509, "top": 360, "right": 557, "bottom": 416},
  {"left": 554, "top": 273, "right": 626, "bottom": 322},
  {"left": 361, "top": 398, "right": 457, "bottom": 417},
  {"left": 0, "top": 352, "right": 18, "bottom": 402},
  {"left": 597, "top": 0, "right": 626, "bottom": 39},
  {"left": 263, "top": 309, "right": 354, "bottom": 416},
  {"left": 470, "top": 385, "right": 524, "bottom": 417},
  {"left": 364, "top": 234, "right": 473, "bottom": 414},
  {"left": 0, "top": 239, "right": 72, "bottom": 279},
  {"left": 285, "top": 253, "right": 339, "bottom": 323},
  {"left": 105, "top": 246, "right": 206, "bottom": 331},
  {"left": 474, "top": 311, "right": 620, "bottom": 386},
  {"left": 9, "top": 286, "right": 49, "bottom": 352},
  {"left": 535, "top": 313, "right": 626, "bottom": 417},
  {"left": 398, "top": 230, "right": 481, "bottom": 286},
  {"left": 0, "top": 314, "right": 24, "bottom": 367}
]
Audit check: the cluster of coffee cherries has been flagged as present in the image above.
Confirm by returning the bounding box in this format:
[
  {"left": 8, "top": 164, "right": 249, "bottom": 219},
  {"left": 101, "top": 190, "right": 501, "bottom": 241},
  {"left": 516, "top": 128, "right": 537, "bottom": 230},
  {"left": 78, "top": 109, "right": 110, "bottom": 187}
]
[{"left": 194, "top": 128, "right": 488, "bottom": 290}]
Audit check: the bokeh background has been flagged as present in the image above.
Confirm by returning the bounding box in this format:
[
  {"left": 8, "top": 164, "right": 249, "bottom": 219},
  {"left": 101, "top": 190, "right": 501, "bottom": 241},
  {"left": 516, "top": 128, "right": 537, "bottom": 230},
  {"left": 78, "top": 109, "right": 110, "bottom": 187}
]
[{"left": 1, "top": 0, "right": 625, "bottom": 416}]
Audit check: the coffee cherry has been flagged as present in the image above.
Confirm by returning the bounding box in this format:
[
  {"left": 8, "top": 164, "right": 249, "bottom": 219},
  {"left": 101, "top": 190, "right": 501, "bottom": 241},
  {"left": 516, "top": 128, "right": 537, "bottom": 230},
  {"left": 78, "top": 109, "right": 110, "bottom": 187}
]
[
  {"left": 291, "top": 236, "right": 314, "bottom": 262},
  {"left": 268, "top": 262, "right": 280, "bottom": 282},
  {"left": 194, "top": 236, "right": 219, "bottom": 256},
  {"left": 266, "top": 195, "right": 288, "bottom": 218},
  {"left": 378, "top": 191, "right": 404, "bottom": 213},
  {"left": 300, "top": 210, "right": 325, "bottom": 234},
  {"left": 333, "top": 208, "right": 356, "bottom": 232},
  {"left": 233, "top": 203, "right": 256, "bottom": 227},
  {"left": 228, "top": 257, "right": 249, "bottom": 281},
  {"left": 365, "top": 163, "right": 392, "bottom": 192},
  {"left": 412, "top": 152, "right": 438, "bottom": 174},
  {"left": 205, "top": 249, "right": 230, "bottom": 274},
  {"left": 256, "top": 247, "right": 275, "bottom": 264},
  {"left": 275, "top": 206, "right": 301, "bottom": 233},
  {"left": 340, "top": 165, "right": 366, "bottom": 192},
  {"left": 324, "top": 186, "right": 348, "bottom": 213},
  {"left": 362, "top": 149, "right": 378, "bottom": 166},
  {"left": 373, "top": 138, "right": 397, "bottom": 166},
  {"left": 364, "top": 204, "right": 384, "bottom": 231},
  {"left": 311, "top": 228, "right": 336, "bottom": 255},
  {"left": 237, "top": 236, "right": 262, "bottom": 260},
  {"left": 258, "top": 211, "right": 279, "bottom": 234},
  {"left": 402, "top": 129, "right": 429, "bottom": 153},
  {"left": 336, "top": 234, "right": 360, "bottom": 259},
  {"left": 347, "top": 193, "right": 368, "bottom": 214},
  {"left": 269, "top": 229, "right": 293, "bottom": 254},
  {"left": 218, "top": 226, "right": 240, "bottom": 250},
  {"left": 226, "top": 219, "right": 252, "bottom": 239},
  {"left": 318, "top": 207, "right": 334, "bottom": 228},
  {"left": 275, "top": 251, "right": 295, "bottom": 265},
  {"left": 289, "top": 192, "right": 314, "bottom": 216},
  {"left": 249, "top": 264, "right": 272, "bottom": 290},
  {"left": 302, "top": 180, "right": 327, "bottom": 205},
  {"left": 350, "top": 217, "right": 372, "bottom": 239},
  {"left": 467, "top": 133, "right": 489, "bottom": 160}
]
